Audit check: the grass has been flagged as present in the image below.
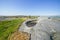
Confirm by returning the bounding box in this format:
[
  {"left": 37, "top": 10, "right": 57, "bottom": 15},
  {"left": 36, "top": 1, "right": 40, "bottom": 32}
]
[{"left": 0, "top": 18, "right": 26, "bottom": 40}]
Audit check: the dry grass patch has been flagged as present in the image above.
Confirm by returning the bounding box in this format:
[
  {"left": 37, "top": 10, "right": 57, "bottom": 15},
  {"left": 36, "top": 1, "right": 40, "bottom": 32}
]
[{"left": 8, "top": 31, "right": 30, "bottom": 40}]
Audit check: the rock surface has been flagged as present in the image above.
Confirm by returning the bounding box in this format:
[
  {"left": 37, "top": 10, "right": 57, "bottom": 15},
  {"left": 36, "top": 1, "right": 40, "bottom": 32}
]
[{"left": 19, "top": 17, "right": 60, "bottom": 40}]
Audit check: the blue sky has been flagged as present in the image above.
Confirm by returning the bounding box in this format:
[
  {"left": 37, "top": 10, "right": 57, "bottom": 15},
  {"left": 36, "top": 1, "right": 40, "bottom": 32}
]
[{"left": 0, "top": 0, "right": 60, "bottom": 16}]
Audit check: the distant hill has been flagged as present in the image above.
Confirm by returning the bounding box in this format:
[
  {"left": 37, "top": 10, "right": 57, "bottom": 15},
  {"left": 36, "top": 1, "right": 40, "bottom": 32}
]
[{"left": 0, "top": 15, "right": 39, "bottom": 21}]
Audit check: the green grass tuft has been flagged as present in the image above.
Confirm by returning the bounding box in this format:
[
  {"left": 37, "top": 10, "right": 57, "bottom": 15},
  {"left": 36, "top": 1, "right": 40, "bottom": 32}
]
[{"left": 0, "top": 18, "right": 25, "bottom": 40}]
